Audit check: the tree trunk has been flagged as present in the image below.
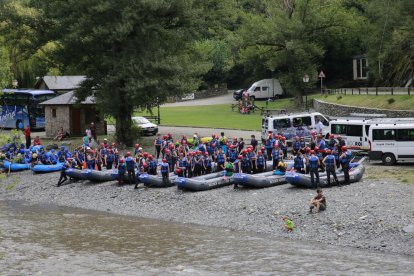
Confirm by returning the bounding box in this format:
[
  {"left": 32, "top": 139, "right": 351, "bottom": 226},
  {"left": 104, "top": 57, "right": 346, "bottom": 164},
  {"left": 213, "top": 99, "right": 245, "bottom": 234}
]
[{"left": 116, "top": 112, "right": 133, "bottom": 147}]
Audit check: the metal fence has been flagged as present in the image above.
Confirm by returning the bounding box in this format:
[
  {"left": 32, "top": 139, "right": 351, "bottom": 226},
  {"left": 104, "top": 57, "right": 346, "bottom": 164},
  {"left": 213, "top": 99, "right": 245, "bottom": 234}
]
[{"left": 325, "top": 87, "right": 412, "bottom": 95}]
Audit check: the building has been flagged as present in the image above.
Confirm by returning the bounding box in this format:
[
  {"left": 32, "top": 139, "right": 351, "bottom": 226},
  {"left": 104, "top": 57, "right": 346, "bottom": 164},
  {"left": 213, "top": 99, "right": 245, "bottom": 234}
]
[
  {"left": 40, "top": 91, "right": 105, "bottom": 138},
  {"left": 35, "top": 76, "right": 86, "bottom": 94}
]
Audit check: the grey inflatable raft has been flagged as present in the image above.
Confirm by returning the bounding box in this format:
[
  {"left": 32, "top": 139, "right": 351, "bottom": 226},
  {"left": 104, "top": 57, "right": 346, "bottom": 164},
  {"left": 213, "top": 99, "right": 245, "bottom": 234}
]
[
  {"left": 175, "top": 172, "right": 234, "bottom": 191},
  {"left": 285, "top": 160, "right": 365, "bottom": 188},
  {"left": 139, "top": 173, "right": 177, "bottom": 187},
  {"left": 65, "top": 168, "right": 87, "bottom": 180}
]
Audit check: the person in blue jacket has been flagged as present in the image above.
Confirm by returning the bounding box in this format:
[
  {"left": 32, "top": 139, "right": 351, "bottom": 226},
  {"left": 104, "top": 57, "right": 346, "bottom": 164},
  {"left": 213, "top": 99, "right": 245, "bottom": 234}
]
[
  {"left": 57, "top": 159, "right": 70, "bottom": 187},
  {"left": 256, "top": 151, "right": 266, "bottom": 173},
  {"left": 339, "top": 146, "right": 352, "bottom": 184},
  {"left": 117, "top": 159, "right": 126, "bottom": 186},
  {"left": 323, "top": 149, "right": 339, "bottom": 186},
  {"left": 124, "top": 152, "right": 137, "bottom": 188},
  {"left": 160, "top": 158, "right": 170, "bottom": 187},
  {"left": 308, "top": 150, "right": 320, "bottom": 188},
  {"left": 106, "top": 149, "right": 115, "bottom": 169}
]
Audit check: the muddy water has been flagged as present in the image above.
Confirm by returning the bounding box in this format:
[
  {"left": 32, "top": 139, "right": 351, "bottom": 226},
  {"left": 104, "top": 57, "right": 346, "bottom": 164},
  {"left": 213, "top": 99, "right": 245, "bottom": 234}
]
[{"left": 0, "top": 200, "right": 412, "bottom": 275}]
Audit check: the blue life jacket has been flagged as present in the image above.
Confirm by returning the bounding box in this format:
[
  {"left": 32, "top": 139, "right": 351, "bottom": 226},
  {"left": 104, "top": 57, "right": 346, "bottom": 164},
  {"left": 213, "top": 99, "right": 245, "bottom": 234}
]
[
  {"left": 293, "top": 141, "right": 301, "bottom": 151},
  {"left": 318, "top": 140, "right": 326, "bottom": 150},
  {"left": 328, "top": 139, "right": 336, "bottom": 150},
  {"left": 179, "top": 158, "right": 187, "bottom": 168},
  {"left": 234, "top": 160, "right": 240, "bottom": 173},
  {"left": 248, "top": 152, "right": 255, "bottom": 160},
  {"left": 198, "top": 144, "right": 206, "bottom": 153},
  {"left": 265, "top": 139, "right": 272, "bottom": 149},
  {"left": 300, "top": 141, "right": 306, "bottom": 148},
  {"left": 294, "top": 156, "right": 304, "bottom": 169},
  {"left": 78, "top": 153, "right": 85, "bottom": 162},
  {"left": 125, "top": 157, "right": 135, "bottom": 170},
  {"left": 155, "top": 138, "right": 162, "bottom": 145},
  {"left": 230, "top": 150, "right": 238, "bottom": 161},
  {"left": 309, "top": 156, "right": 319, "bottom": 169},
  {"left": 272, "top": 149, "right": 280, "bottom": 161},
  {"left": 257, "top": 155, "right": 265, "bottom": 166},
  {"left": 205, "top": 157, "right": 212, "bottom": 168},
  {"left": 149, "top": 160, "right": 157, "bottom": 169},
  {"left": 241, "top": 155, "right": 250, "bottom": 168},
  {"left": 217, "top": 152, "right": 225, "bottom": 163},
  {"left": 101, "top": 148, "right": 107, "bottom": 157},
  {"left": 161, "top": 162, "right": 169, "bottom": 173},
  {"left": 341, "top": 151, "right": 352, "bottom": 164},
  {"left": 118, "top": 163, "right": 126, "bottom": 173},
  {"left": 333, "top": 150, "right": 340, "bottom": 161},
  {"left": 106, "top": 153, "right": 115, "bottom": 162},
  {"left": 325, "top": 155, "right": 335, "bottom": 168},
  {"left": 196, "top": 156, "right": 204, "bottom": 166}
]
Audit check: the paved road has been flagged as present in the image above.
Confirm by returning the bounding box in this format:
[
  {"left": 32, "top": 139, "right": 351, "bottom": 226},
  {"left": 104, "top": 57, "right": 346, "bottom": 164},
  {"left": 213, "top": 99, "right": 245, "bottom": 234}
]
[{"left": 162, "top": 91, "right": 236, "bottom": 107}]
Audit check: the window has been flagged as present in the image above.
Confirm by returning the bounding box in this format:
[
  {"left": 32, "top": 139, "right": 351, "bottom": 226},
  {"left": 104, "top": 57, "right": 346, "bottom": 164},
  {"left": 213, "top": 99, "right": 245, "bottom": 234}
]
[
  {"left": 397, "top": 129, "right": 414, "bottom": 141},
  {"left": 373, "top": 129, "right": 396, "bottom": 141},
  {"left": 254, "top": 87, "right": 260, "bottom": 92},
  {"left": 52, "top": 108, "right": 57, "bottom": 118},
  {"left": 353, "top": 57, "right": 368, "bottom": 80},
  {"left": 365, "top": 125, "right": 371, "bottom": 137},
  {"left": 347, "top": 125, "right": 363, "bottom": 137},
  {"left": 273, "top": 118, "right": 291, "bottom": 129},
  {"left": 262, "top": 86, "right": 268, "bottom": 91},
  {"left": 331, "top": 124, "right": 347, "bottom": 135},
  {"left": 317, "top": 116, "right": 329, "bottom": 126},
  {"left": 293, "top": 116, "right": 311, "bottom": 127}
]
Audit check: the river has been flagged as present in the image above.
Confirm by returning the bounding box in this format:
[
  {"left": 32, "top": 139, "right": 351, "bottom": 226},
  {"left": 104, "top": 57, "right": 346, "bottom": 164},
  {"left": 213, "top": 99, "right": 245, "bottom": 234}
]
[{"left": 0, "top": 200, "right": 412, "bottom": 275}]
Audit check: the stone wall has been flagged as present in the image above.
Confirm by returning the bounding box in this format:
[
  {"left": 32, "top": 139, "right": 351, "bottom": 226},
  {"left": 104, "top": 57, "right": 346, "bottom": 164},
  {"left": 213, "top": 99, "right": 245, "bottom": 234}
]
[
  {"left": 313, "top": 99, "right": 414, "bottom": 118},
  {"left": 77, "top": 106, "right": 105, "bottom": 136},
  {"left": 44, "top": 105, "right": 71, "bottom": 137},
  {"left": 170, "top": 83, "right": 228, "bottom": 102}
]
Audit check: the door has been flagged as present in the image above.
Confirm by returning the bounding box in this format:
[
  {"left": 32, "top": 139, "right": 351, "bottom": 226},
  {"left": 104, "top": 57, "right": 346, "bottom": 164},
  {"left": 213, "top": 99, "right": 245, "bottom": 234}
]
[{"left": 71, "top": 108, "right": 81, "bottom": 135}]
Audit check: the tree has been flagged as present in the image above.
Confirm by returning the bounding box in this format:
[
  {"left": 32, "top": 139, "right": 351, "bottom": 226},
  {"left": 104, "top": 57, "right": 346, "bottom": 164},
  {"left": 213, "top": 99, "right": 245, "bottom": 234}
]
[
  {"left": 0, "top": 38, "right": 12, "bottom": 88},
  {"left": 38, "top": 0, "right": 206, "bottom": 145},
  {"left": 238, "top": 0, "right": 362, "bottom": 99}
]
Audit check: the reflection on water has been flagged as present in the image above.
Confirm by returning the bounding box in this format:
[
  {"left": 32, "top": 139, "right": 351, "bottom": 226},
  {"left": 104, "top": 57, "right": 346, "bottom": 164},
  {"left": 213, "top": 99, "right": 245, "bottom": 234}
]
[{"left": 0, "top": 200, "right": 413, "bottom": 275}]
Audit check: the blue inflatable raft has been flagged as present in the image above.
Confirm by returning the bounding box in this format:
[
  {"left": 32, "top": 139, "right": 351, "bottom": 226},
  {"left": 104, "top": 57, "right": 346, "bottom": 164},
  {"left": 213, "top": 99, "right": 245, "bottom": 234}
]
[
  {"left": 2, "top": 160, "right": 30, "bottom": 171},
  {"left": 31, "top": 162, "right": 64, "bottom": 173}
]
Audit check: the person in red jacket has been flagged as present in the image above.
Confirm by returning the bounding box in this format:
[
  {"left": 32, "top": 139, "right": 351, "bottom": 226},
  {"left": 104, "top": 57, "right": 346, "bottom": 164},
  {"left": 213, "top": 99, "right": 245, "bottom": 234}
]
[
  {"left": 24, "top": 125, "right": 31, "bottom": 149},
  {"left": 33, "top": 136, "right": 42, "bottom": 146}
]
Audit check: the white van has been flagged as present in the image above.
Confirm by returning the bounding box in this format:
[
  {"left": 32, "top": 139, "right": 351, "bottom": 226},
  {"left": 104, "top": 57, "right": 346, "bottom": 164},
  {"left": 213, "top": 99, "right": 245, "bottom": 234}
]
[
  {"left": 261, "top": 112, "right": 329, "bottom": 141},
  {"left": 329, "top": 119, "right": 371, "bottom": 150},
  {"left": 246, "top": 79, "right": 284, "bottom": 100},
  {"left": 368, "top": 123, "right": 414, "bottom": 165}
]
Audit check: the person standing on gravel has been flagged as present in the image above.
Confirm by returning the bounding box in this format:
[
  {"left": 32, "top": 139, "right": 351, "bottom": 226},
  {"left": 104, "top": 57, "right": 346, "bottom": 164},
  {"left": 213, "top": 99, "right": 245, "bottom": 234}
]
[
  {"left": 250, "top": 135, "right": 258, "bottom": 152},
  {"left": 310, "top": 189, "right": 326, "bottom": 213},
  {"left": 323, "top": 149, "right": 339, "bottom": 186}
]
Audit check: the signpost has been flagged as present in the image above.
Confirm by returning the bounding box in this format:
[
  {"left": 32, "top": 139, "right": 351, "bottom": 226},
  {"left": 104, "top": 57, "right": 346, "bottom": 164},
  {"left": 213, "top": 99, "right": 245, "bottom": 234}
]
[{"left": 318, "top": 71, "right": 325, "bottom": 94}]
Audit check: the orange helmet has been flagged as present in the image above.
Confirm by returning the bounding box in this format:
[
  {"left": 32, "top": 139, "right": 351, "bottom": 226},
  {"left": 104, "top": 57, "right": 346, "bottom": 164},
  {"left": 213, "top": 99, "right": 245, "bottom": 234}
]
[{"left": 342, "top": 146, "right": 347, "bottom": 151}]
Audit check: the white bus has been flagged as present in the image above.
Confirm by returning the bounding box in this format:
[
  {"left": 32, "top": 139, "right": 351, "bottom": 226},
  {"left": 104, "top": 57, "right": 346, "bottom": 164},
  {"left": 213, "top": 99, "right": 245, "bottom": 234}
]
[
  {"left": 368, "top": 123, "right": 414, "bottom": 165},
  {"left": 261, "top": 112, "right": 329, "bottom": 141}
]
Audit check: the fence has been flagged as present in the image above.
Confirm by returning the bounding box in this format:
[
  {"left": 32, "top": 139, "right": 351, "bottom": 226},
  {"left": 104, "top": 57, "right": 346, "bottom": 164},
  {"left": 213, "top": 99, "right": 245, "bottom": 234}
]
[{"left": 325, "top": 87, "right": 412, "bottom": 95}]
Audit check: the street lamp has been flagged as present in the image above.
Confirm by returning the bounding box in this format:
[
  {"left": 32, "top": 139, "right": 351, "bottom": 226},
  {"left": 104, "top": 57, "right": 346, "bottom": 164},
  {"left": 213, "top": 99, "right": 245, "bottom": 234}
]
[
  {"left": 302, "top": 74, "right": 309, "bottom": 111},
  {"left": 12, "top": 79, "right": 18, "bottom": 88}
]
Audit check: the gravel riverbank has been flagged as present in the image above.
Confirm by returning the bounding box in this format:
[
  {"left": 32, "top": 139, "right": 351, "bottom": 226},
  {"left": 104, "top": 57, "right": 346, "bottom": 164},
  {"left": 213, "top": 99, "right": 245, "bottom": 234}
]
[{"left": 0, "top": 164, "right": 413, "bottom": 256}]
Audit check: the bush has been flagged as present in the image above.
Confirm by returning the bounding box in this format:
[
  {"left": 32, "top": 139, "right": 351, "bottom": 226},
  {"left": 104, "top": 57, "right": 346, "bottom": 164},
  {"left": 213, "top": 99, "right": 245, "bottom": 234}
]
[
  {"left": 336, "top": 95, "right": 342, "bottom": 100},
  {"left": 387, "top": 98, "right": 395, "bottom": 104}
]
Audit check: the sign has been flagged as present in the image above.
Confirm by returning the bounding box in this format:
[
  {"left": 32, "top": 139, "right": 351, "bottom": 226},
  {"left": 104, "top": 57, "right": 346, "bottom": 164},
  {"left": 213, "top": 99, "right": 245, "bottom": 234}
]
[
  {"left": 181, "top": 93, "right": 195, "bottom": 101},
  {"left": 318, "top": 71, "right": 326, "bottom": 78}
]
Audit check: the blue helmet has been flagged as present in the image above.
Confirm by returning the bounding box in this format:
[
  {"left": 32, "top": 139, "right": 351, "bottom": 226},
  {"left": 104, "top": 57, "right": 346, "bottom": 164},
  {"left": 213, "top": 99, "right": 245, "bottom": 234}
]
[{"left": 51, "top": 149, "right": 55, "bottom": 153}]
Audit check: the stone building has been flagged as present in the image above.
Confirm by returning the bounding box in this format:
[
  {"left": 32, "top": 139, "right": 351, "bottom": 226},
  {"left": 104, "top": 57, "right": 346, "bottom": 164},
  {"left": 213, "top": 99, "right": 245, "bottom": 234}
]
[
  {"left": 40, "top": 91, "right": 105, "bottom": 138},
  {"left": 35, "top": 76, "right": 86, "bottom": 94}
]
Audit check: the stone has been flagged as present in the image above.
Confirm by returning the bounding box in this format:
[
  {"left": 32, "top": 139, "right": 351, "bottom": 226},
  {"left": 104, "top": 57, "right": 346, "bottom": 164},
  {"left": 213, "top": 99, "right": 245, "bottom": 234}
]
[
  {"left": 359, "top": 215, "right": 367, "bottom": 220},
  {"left": 402, "top": 224, "right": 414, "bottom": 233}
]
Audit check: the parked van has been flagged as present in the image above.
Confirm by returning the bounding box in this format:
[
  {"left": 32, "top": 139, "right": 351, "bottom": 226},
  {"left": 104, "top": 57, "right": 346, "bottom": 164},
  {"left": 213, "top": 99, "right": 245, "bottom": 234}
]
[
  {"left": 329, "top": 119, "right": 371, "bottom": 150},
  {"left": 368, "top": 123, "right": 414, "bottom": 165},
  {"left": 261, "top": 112, "right": 329, "bottom": 141},
  {"left": 246, "top": 79, "right": 284, "bottom": 100}
]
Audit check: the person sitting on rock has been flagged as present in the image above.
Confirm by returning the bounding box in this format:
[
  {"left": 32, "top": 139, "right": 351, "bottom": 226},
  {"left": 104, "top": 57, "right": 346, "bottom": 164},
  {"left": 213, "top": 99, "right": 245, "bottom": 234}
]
[
  {"left": 309, "top": 189, "right": 326, "bottom": 213},
  {"left": 283, "top": 216, "right": 295, "bottom": 232}
]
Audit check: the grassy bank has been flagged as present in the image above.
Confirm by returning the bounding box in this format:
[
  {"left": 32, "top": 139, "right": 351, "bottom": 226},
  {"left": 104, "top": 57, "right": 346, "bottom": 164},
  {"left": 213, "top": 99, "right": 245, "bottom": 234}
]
[
  {"left": 315, "top": 94, "right": 414, "bottom": 110},
  {"left": 134, "top": 98, "right": 299, "bottom": 131}
]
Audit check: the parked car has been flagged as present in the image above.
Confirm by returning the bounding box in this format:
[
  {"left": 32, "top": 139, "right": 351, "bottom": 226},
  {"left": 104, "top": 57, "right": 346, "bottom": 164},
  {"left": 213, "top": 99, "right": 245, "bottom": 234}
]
[
  {"left": 132, "top": 116, "right": 158, "bottom": 135},
  {"left": 233, "top": 89, "right": 244, "bottom": 100}
]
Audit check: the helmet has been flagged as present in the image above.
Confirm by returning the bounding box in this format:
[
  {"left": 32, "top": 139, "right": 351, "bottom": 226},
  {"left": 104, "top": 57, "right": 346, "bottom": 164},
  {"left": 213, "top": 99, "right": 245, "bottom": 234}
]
[
  {"left": 165, "top": 149, "right": 170, "bottom": 153},
  {"left": 169, "top": 143, "right": 175, "bottom": 149},
  {"left": 310, "top": 131, "right": 315, "bottom": 135},
  {"left": 135, "top": 143, "right": 140, "bottom": 148},
  {"left": 162, "top": 159, "right": 167, "bottom": 162},
  {"left": 310, "top": 150, "right": 315, "bottom": 154},
  {"left": 229, "top": 145, "right": 234, "bottom": 149},
  {"left": 337, "top": 135, "right": 342, "bottom": 139},
  {"left": 326, "top": 149, "right": 332, "bottom": 154},
  {"left": 295, "top": 136, "right": 299, "bottom": 140},
  {"left": 143, "top": 152, "right": 149, "bottom": 157},
  {"left": 329, "top": 134, "right": 334, "bottom": 139},
  {"left": 300, "top": 136, "right": 304, "bottom": 140},
  {"left": 119, "top": 159, "right": 124, "bottom": 163},
  {"left": 112, "top": 143, "right": 116, "bottom": 147},
  {"left": 314, "top": 147, "right": 319, "bottom": 152},
  {"left": 258, "top": 151, "right": 262, "bottom": 155},
  {"left": 243, "top": 149, "right": 248, "bottom": 154},
  {"left": 281, "top": 137, "right": 286, "bottom": 141},
  {"left": 89, "top": 150, "right": 94, "bottom": 154},
  {"left": 261, "top": 147, "right": 265, "bottom": 151},
  {"left": 306, "top": 147, "right": 311, "bottom": 153},
  {"left": 61, "top": 146, "right": 65, "bottom": 150},
  {"left": 148, "top": 155, "right": 153, "bottom": 159},
  {"left": 238, "top": 155, "right": 243, "bottom": 159},
  {"left": 317, "top": 134, "right": 322, "bottom": 138},
  {"left": 342, "top": 146, "right": 347, "bottom": 151},
  {"left": 274, "top": 134, "right": 278, "bottom": 138},
  {"left": 51, "top": 149, "right": 55, "bottom": 153},
  {"left": 247, "top": 148, "right": 252, "bottom": 152},
  {"left": 126, "top": 151, "right": 131, "bottom": 156},
  {"left": 100, "top": 143, "right": 104, "bottom": 147},
  {"left": 274, "top": 144, "right": 279, "bottom": 148},
  {"left": 204, "top": 152, "right": 209, "bottom": 156},
  {"left": 138, "top": 147, "right": 143, "bottom": 151}
]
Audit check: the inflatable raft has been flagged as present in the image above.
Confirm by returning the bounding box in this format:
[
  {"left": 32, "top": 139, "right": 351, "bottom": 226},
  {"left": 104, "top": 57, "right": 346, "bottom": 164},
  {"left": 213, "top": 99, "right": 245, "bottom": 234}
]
[
  {"left": 139, "top": 173, "right": 177, "bottom": 187},
  {"left": 85, "top": 169, "right": 116, "bottom": 182},
  {"left": 2, "top": 160, "right": 30, "bottom": 171},
  {"left": 65, "top": 168, "right": 87, "bottom": 180},
  {"left": 285, "top": 161, "right": 365, "bottom": 188},
  {"left": 31, "top": 162, "right": 64, "bottom": 173},
  {"left": 110, "top": 169, "right": 140, "bottom": 184},
  {"left": 175, "top": 172, "right": 234, "bottom": 191}
]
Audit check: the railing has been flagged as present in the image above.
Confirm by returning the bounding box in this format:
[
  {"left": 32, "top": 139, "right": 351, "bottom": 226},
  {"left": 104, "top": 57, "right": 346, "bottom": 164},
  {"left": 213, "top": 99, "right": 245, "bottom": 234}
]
[{"left": 325, "top": 87, "right": 412, "bottom": 95}]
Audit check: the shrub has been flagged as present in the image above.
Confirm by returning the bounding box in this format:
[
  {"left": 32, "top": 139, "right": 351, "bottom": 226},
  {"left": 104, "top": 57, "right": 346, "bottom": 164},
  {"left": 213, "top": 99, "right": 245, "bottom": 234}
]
[
  {"left": 387, "top": 98, "right": 395, "bottom": 104},
  {"left": 336, "top": 95, "right": 342, "bottom": 100}
]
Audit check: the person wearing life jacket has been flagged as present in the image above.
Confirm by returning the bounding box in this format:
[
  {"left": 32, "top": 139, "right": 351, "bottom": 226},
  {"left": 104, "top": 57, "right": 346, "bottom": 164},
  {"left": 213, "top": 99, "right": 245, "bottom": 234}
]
[
  {"left": 323, "top": 149, "right": 339, "bottom": 186},
  {"left": 133, "top": 143, "right": 140, "bottom": 157},
  {"left": 250, "top": 135, "right": 258, "bottom": 152},
  {"left": 299, "top": 136, "right": 306, "bottom": 154},
  {"left": 49, "top": 149, "right": 59, "bottom": 165},
  {"left": 265, "top": 134, "right": 275, "bottom": 161},
  {"left": 152, "top": 133, "right": 162, "bottom": 160},
  {"left": 160, "top": 158, "right": 170, "bottom": 186},
  {"left": 147, "top": 155, "right": 157, "bottom": 175},
  {"left": 117, "top": 159, "right": 126, "bottom": 186},
  {"left": 304, "top": 147, "right": 311, "bottom": 174},
  {"left": 105, "top": 149, "right": 115, "bottom": 169},
  {"left": 100, "top": 143, "right": 107, "bottom": 167},
  {"left": 260, "top": 147, "right": 267, "bottom": 162},
  {"left": 339, "top": 146, "right": 352, "bottom": 184},
  {"left": 333, "top": 146, "right": 340, "bottom": 167},
  {"left": 176, "top": 152, "right": 187, "bottom": 177},
  {"left": 216, "top": 147, "right": 226, "bottom": 172},
  {"left": 193, "top": 151, "right": 204, "bottom": 177},
  {"left": 294, "top": 151, "right": 305, "bottom": 174},
  {"left": 57, "top": 158, "right": 71, "bottom": 187},
  {"left": 240, "top": 149, "right": 251, "bottom": 174},
  {"left": 86, "top": 149, "right": 96, "bottom": 169},
  {"left": 308, "top": 150, "right": 320, "bottom": 188},
  {"left": 204, "top": 152, "right": 212, "bottom": 175},
  {"left": 248, "top": 147, "right": 257, "bottom": 173},
  {"left": 185, "top": 152, "right": 193, "bottom": 178},
  {"left": 327, "top": 134, "right": 337, "bottom": 151},
  {"left": 227, "top": 145, "right": 236, "bottom": 162},
  {"left": 280, "top": 136, "right": 288, "bottom": 158},
  {"left": 292, "top": 136, "right": 301, "bottom": 156},
  {"left": 316, "top": 134, "right": 326, "bottom": 157},
  {"left": 256, "top": 150, "right": 266, "bottom": 173},
  {"left": 124, "top": 152, "right": 136, "bottom": 187},
  {"left": 197, "top": 141, "right": 206, "bottom": 154},
  {"left": 310, "top": 131, "right": 316, "bottom": 150},
  {"left": 277, "top": 160, "right": 287, "bottom": 173},
  {"left": 57, "top": 146, "right": 67, "bottom": 163},
  {"left": 272, "top": 144, "right": 282, "bottom": 170},
  {"left": 337, "top": 135, "right": 346, "bottom": 148},
  {"left": 218, "top": 132, "right": 227, "bottom": 149}
]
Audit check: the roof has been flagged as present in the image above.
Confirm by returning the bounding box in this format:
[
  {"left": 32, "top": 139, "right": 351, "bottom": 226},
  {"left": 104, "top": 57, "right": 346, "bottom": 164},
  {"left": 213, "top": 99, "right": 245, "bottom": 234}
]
[
  {"left": 2, "top": 89, "right": 55, "bottom": 96},
  {"left": 39, "top": 91, "right": 95, "bottom": 105},
  {"left": 36, "top": 76, "right": 86, "bottom": 90}
]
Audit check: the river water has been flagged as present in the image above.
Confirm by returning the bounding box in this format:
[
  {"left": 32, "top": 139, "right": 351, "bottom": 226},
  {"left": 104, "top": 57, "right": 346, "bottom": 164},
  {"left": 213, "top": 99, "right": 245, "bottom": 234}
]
[{"left": 0, "top": 200, "right": 412, "bottom": 275}]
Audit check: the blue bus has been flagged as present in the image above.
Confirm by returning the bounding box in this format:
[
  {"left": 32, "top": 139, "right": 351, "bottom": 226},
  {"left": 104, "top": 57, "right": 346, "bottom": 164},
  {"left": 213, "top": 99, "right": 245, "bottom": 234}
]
[{"left": 0, "top": 89, "right": 56, "bottom": 130}]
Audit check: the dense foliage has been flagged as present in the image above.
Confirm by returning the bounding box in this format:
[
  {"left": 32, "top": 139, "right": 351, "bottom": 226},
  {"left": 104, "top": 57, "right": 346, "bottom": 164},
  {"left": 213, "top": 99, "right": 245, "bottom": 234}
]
[{"left": 0, "top": 0, "right": 413, "bottom": 143}]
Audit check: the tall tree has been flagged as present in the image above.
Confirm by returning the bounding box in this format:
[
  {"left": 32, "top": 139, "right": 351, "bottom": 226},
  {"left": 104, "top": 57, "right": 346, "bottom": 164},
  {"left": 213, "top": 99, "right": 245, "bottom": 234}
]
[
  {"left": 238, "top": 0, "right": 362, "bottom": 99},
  {"left": 39, "top": 0, "right": 205, "bottom": 145}
]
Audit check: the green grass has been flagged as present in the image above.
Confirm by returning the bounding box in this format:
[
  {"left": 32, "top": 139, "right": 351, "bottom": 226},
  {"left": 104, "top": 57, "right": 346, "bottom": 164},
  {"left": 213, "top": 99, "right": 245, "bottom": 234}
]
[
  {"left": 134, "top": 98, "right": 299, "bottom": 130},
  {"left": 315, "top": 94, "right": 414, "bottom": 110}
]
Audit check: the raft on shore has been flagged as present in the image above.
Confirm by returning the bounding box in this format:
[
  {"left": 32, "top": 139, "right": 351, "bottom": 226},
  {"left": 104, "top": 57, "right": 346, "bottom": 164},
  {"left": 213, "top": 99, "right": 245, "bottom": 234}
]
[
  {"left": 31, "top": 162, "right": 64, "bottom": 173},
  {"left": 139, "top": 173, "right": 177, "bottom": 187},
  {"left": 2, "top": 160, "right": 30, "bottom": 172},
  {"left": 175, "top": 172, "right": 234, "bottom": 191}
]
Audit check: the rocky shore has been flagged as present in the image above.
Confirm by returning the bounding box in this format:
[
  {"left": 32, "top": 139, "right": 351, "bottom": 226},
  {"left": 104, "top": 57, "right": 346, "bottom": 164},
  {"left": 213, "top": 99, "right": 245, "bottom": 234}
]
[{"left": 0, "top": 164, "right": 413, "bottom": 256}]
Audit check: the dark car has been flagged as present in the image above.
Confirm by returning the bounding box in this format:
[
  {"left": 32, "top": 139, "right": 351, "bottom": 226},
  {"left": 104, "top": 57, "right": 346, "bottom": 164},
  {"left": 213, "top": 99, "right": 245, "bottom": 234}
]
[{"left": 233, "top": 89, "right": 244, "bottom": 100}]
